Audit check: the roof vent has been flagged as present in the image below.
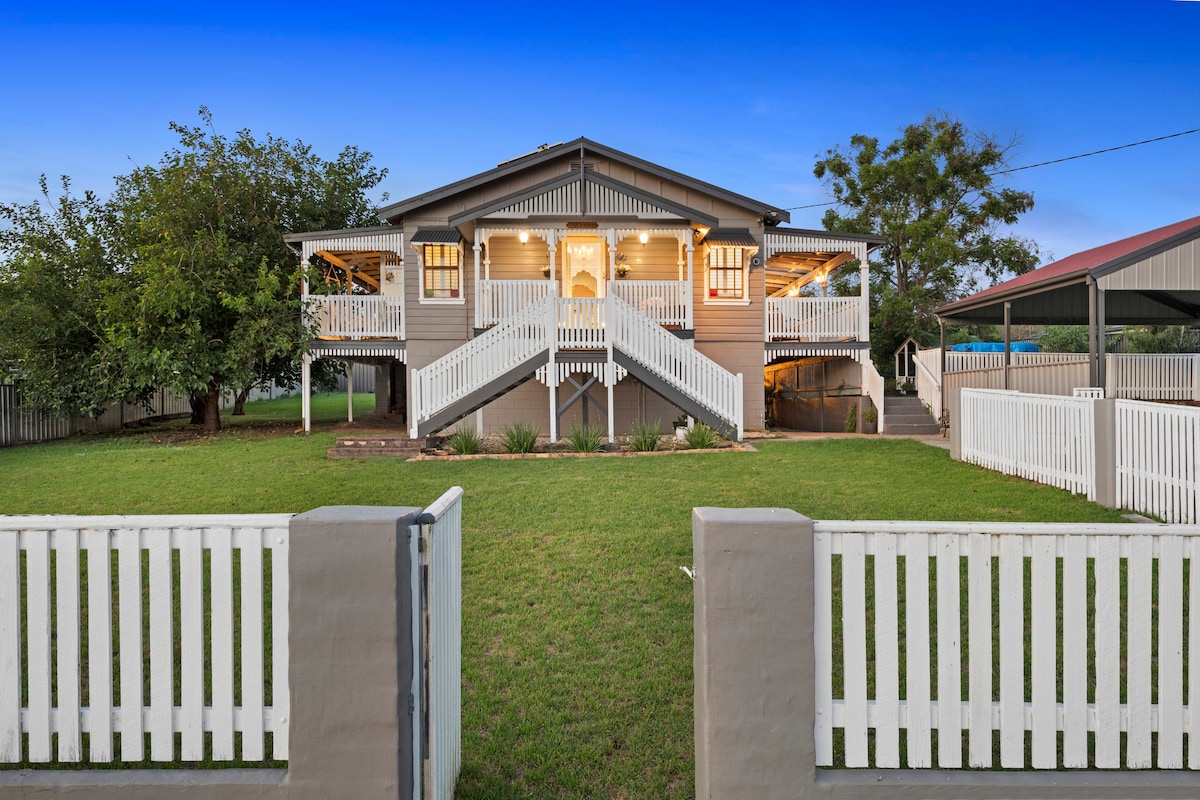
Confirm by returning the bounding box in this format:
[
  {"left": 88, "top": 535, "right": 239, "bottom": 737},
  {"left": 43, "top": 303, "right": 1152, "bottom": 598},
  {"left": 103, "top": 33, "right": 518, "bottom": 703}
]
[{"left": 497, "top": 142, "right": 564, "bottom": 167}]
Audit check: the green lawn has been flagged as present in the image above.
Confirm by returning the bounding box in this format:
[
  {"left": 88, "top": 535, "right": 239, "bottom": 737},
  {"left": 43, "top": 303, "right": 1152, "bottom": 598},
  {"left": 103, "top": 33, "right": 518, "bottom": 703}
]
[{"left": 0, "top": 394, "right": 1128, "bottom": 799}]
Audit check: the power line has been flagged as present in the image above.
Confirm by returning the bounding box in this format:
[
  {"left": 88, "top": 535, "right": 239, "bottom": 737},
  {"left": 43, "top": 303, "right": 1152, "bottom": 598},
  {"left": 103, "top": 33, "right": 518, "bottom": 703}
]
[
  {"left": 992, "top": 126, "right": 1200, "bottom": 174},
  {"left": 783, "top": 126, "right": 1200, "bottom": 211}
]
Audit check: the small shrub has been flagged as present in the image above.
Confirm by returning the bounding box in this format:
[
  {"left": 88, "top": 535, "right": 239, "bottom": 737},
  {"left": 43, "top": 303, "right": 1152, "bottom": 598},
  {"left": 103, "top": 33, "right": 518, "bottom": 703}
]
[
  {"left": 447, "top": 426, "right": 483, "bottom": 455},
  {"left": 684, "top": 423, "right": 722, "bottom": 449},
  {"left": 863, "top": 407, "right": 878, "bottom": 424},
  {"left": 500, "top": 421, "right": 540, "bottom": 454},
  {"left": 565, "top": 424, "right": 605, "bottom": 453},
  {"left": 627, "top": 419, "right": 661, "bottom": 452},
  {"left": 844, "top": 405, "right": 858, "bottom": 433}
]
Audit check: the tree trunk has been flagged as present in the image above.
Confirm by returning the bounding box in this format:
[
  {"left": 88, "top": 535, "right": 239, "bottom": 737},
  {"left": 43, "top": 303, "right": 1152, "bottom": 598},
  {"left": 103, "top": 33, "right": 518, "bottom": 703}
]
[
  {"left": 189, "top": 393, "right": 206, "bottom": 426},
  {"left": 201, "top": 385, "right": 222, "bottom": 433},
  {"left": 233, "top": 386, "right": 251, "bottom": 416}
]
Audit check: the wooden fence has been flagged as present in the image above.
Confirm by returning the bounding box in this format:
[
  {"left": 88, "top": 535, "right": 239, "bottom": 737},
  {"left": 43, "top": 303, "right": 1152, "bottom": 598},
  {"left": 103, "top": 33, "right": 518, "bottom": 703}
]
[{"left": 0, "top": 384, "right": 193, "bottom": 448}]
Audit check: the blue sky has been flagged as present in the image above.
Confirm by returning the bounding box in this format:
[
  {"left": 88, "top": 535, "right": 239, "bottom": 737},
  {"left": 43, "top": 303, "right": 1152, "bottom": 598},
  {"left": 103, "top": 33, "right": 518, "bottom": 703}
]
[{"left": 1, "top": 1, "right": 1197, "bottom": 265}]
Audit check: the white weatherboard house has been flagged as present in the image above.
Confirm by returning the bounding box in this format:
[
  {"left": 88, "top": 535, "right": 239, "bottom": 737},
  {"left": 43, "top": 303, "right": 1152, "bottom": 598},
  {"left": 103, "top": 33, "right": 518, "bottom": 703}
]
[{"left": 286, "top": 139, "right": 884, "bottom": 441}]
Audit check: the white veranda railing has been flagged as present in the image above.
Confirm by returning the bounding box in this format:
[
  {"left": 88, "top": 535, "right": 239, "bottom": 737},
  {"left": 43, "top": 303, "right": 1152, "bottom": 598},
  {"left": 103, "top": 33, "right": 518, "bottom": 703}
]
[
  {"left": 0, "top": 515, "right": 291, "bottom": 764},
  {"left": 765, "top": 297, "right": 863, "bottom": 341},
  {"left": 815, "top": 519, "right": 1200, "bottom": 770},
  {"left": 611, "top": 280, "right": 688, "bottom": 327},
  {"left": 477, "top": 279, "right": 556, "bottom": 328},
  {"left": 306, "top": 294, "right": 404, "bottom": 338}
]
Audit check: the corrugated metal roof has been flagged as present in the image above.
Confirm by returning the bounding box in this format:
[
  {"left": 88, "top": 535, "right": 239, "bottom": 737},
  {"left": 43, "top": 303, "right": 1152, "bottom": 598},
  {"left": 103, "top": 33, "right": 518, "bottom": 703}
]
[
  {"left": 377, "top": 138, "right": 789, "bottom": 224},
  {"left": 702, "top": 229, "right": 758, "bottom": 247},
  {"left": 410, "top": 227, "right": 463, "bottom": 245},
  {"left": 938, "top": 215, "right": 1200, "bottom": 319}
]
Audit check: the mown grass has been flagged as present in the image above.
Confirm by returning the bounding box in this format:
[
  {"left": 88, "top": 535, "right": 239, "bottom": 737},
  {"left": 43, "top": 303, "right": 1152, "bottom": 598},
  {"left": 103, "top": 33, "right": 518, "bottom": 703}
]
[{"left": 0, "top": 394, "right": 1128, "bottom": 798}]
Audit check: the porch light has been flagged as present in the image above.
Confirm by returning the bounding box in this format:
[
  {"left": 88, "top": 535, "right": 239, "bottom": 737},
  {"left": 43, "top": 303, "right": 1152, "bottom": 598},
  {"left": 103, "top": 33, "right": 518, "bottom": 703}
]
[
  {"left": 519, "top": 231, "right": 529, "bottom": 245},
  {"left": 639, "top": 232, "right": 649, "bottom": 245},
  {"left": 815, "top": 272, "right": 826, "bottom": 285}
]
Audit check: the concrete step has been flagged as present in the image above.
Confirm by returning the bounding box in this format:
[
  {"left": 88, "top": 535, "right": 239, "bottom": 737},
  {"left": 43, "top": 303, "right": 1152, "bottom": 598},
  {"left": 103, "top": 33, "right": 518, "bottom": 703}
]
[
  {"left": 882, "top": 396, "right": 940, "bottom": 435},
  {"left": 884, "top": 423, "right": 942, "bottom": 436}
]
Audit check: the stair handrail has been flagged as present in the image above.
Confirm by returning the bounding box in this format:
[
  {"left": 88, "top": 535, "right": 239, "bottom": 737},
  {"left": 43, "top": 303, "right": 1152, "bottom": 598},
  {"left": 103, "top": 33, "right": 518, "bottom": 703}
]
[
  {"left": 410, "top": 296, "right": 554, "bottom": 437},
  {"left": 608, "top": 294, "right": 743, "bottom": 439},
  {"left": 911, "top": 346, "right": 942, "bottom": 421}
]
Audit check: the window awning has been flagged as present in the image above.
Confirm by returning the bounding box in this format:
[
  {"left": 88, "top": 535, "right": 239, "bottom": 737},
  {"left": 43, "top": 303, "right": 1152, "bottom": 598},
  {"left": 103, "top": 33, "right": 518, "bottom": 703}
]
[
  {"left": 701, "top": 229, "right": 759, "bottom": 248},
  {"left": 410, "top": 227, "right": 463, "bottom": 245}
]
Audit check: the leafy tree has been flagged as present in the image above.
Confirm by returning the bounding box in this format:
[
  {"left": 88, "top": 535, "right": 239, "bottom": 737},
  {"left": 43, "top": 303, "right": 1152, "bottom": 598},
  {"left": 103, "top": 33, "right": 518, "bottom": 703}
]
[
  {"left": 1038, "top": 325, "right": 1091, "bottom": 353},
  {"left": 1123, "top": 325, "right": 1199, "bottom": 354},
  {"left": 1, "top": 111, "right": 386, "bottom": 432},
  {"left": 0, "top": 178, "right": 138, "bottom": 416},
  {"left": 814, "top": 114, "right": 1040, "bottom": 372}
]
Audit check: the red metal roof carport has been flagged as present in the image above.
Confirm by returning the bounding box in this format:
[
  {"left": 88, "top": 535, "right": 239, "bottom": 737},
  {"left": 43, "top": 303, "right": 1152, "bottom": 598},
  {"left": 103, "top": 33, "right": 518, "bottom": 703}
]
[{"left": 934, "top": 215, "right": 1200, "bottom": 388}]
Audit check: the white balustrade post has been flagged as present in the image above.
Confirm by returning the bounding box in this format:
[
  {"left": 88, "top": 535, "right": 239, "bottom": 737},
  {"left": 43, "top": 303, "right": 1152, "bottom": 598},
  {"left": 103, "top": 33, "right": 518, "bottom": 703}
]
[
  {"left": 302, "top": 354, "right": 312, "bottom": 434},
  {"left": 473, "top": 238, "right": 482, "bottom": 329},
  {"left": 607, "top": 293, "right": 615, "bottom": 444},
  {"left": 686, "top": 244, "right": 695, "bottom": 330},
  {"left": 858, "top": 243, "right": 869, "bottom": 342},
  {"left": 548, "top": 299, "right": 558, "bottom": 443}
]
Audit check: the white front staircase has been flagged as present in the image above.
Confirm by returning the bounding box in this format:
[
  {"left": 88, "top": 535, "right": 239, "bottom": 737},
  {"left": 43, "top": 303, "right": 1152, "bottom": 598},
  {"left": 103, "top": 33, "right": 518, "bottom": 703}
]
[{"left": 409, "top": 295, "right": 743, "bottom": 440}]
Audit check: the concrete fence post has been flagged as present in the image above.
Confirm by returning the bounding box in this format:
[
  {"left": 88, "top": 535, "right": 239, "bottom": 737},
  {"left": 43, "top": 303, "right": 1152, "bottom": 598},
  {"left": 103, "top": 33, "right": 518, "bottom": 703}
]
[
  {"left": 693, "top": 507, "right": 814, "bottom": 800},
  {"left": 1092, "top": 398, "right": 1117, "bottom": 508},
  {"left": 287, "top": 505, "right": 424, "bottom": 800}
]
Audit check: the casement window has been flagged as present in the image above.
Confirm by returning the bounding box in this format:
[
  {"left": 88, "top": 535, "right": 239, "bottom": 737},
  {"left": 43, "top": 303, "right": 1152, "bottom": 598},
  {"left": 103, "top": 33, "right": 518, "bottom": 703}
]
[
  {"left": 706, "top": 246, "right": 746, "bottom": 301},
  {"left": 423, "top": 244, "right": 461, "bottom": 299}
]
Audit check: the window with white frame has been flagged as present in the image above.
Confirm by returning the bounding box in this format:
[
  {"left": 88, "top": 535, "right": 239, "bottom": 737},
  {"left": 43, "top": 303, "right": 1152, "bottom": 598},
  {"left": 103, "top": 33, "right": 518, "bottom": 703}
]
[
  {"left": 422, "top": 243, "right": 461, "bottom": 299},
  {"left": 706, "top": 246, "right": 746, "bottom": 300}
]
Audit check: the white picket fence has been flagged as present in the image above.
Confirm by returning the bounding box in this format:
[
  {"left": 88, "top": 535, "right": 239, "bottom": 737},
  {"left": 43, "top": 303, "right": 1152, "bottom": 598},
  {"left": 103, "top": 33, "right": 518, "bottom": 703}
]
[
  {"left": 416, "top": 487, "right": 463, "bottom": 800},
  {"left": 1109, "top": 353, "right": 1200, "bottom": 400},
  {"left": 0, "top": 514, "right": 292, "bottom": 764},
  {"left": 959, "top": 389, "right": 1097, "bottom": 499},
  {"left": 815, "top": 519, "right": 1200, "bottom": 769},
  {"left": 1116, "top": 400, "right": 1200, "bottom": 524},
  {"left": 765, "top": 297, "right": 863, "bottom": 341},
  {"left": 959, "top": 389, "right": 1200, "bottom": 524}
]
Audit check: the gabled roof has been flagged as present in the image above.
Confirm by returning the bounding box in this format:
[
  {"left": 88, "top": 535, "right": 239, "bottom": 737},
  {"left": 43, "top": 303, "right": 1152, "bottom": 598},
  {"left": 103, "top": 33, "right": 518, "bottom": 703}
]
[
  {"left": 938, "top": 215, "right": 1200, "bottom": 323},
  {"left": 448, "top": 169, "right": 720, "bottom": 227},
  {"left": 377, "top": 137, "right": 790, "bottom": 224}
]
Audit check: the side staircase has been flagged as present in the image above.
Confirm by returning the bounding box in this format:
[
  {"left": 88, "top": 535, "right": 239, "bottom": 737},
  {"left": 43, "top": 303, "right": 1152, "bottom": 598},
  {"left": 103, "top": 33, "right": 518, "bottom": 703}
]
[
  {"left": 409, "top": 295, "right": 743, "bottom": 440},
  {"left": 882, "top": 395, "right": 941, "bottom": 436}
]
